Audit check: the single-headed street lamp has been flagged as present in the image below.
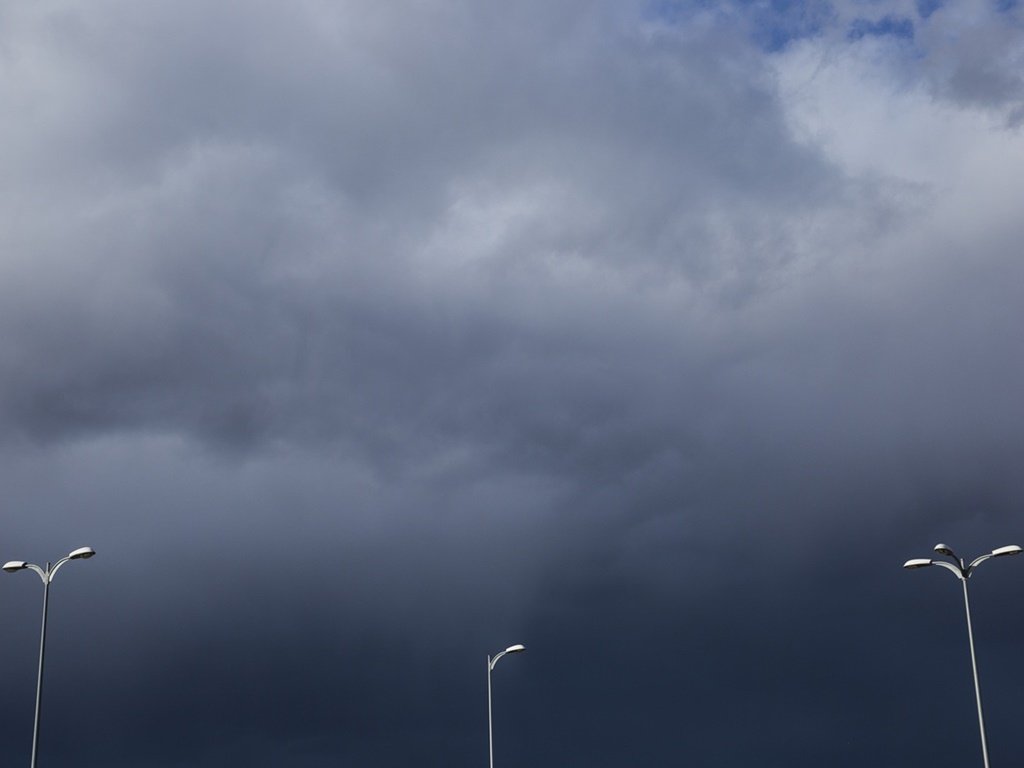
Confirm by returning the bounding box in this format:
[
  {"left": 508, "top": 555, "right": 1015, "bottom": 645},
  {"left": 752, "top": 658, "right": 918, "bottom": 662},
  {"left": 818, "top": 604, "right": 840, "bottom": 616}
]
[
  {"left": 904, "top": 543, "right": 1021, "bottom": 768},
  {"left": 487, "top": 644, "right": 525, "bottom": 768},
  {"left": 3, "top": 547, "right": 96, "bottom": 768}
]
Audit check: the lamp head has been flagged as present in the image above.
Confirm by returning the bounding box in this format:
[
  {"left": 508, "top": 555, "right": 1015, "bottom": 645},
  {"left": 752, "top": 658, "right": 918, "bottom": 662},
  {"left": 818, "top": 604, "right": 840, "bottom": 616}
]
[
  {"left": 903, "top": 558, "right": 933, "bottom": 570},
  {"left": 933, "top": 543, "right": 955, "bottom": 557},
  {"left": 2, "top": 561, "right": 27, "bottom": 573},
  {"left": 991, "top": 545, "right": 1022, "bottom": 558},
  {"left": 68, "top": 547, "right": 95, "bottom": 560},
  {"left": 504, "top": 644, "right": 526, "bottom": 654}
]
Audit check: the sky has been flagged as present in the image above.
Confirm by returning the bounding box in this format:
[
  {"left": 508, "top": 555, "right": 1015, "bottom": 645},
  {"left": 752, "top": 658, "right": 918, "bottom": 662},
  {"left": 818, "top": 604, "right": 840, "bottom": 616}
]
[{"left": 1, "top": 0, "right": 1024, "bottom": 766}]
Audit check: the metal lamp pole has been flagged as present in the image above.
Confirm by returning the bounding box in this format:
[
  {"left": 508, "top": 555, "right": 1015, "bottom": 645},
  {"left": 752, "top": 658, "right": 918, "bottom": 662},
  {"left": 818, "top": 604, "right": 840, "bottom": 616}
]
[
  {"left": 487, "top": 644, "right": 525, "bottom": 768},
  {"left": 904, "top": 543, "right": 1021, "bottom": 768},
  {"left": 3, "top": 547, "right": 96, "bottom": 768}
]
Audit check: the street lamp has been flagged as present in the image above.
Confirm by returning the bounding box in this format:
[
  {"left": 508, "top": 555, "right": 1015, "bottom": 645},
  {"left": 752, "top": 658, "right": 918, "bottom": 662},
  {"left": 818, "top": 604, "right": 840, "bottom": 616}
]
[
  {"left": 3, "top": 547, "right": 96, "bottom": 768},
  {"left": 487, "top": 644, "right": 525, "bottom": 768},
  {"left": 903, "top": 542, "right": 1021, "bottom": 768}
]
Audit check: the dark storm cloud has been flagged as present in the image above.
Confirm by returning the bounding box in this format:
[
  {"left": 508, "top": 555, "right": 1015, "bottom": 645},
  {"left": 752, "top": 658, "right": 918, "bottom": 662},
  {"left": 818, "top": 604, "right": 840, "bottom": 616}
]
[{"left": 1, "top": 1, "right": 1024, "bottom": 767}]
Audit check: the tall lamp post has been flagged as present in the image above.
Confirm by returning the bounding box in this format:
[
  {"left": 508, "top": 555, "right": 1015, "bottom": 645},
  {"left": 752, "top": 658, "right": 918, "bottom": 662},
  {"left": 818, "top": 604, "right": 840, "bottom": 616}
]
[
  {"left": 904, "top": 542, "right": 1021, "bottom": 768},
  {"left": 487, "top": 644, "right": 525, "bottom": 768},
  {"left": 3, "top": 547, "right": 96, "bottom": 768}
]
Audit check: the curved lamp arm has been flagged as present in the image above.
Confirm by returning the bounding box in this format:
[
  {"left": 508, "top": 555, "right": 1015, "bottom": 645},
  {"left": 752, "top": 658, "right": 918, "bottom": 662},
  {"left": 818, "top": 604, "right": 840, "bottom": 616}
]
[
  {"left": 967, "top": 545, "right": 1021, "bottom": 577},
  {"left": 48, "top": 547, "right": 95, "bottom": 582},
  {"left": 967, "top": 554, "right": 994, "bottom": 575},
  {"left": 932, "top": 560, "right": 967, "bottom": 580},
  {"left": 489, "top": 644, "right": 526, "bottom": 671},
  {"left": 903, "top": 559, "right": 965, "bottom": 580},
  {"left": 2, "top": 562, "right": 48, "bottom": 584},
  {"left": 48, "top": 557, "right": 72, "bottom": 582}
]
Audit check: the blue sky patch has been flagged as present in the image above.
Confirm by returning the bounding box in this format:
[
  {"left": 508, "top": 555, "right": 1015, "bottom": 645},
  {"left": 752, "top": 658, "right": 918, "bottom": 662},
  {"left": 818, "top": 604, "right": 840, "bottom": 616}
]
[
  {"left": 915, "top": 0, "right": 944, "bottom": 18},
  {"left": 848, "top": 14, "right": 915, "bottom": 40},
  {"left": 646, "top": 0, "right": 837, "bottom": 51}
]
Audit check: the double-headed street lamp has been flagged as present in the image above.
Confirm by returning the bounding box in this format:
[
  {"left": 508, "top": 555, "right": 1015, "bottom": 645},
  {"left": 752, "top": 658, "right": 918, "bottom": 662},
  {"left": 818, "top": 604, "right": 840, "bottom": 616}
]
[
  {"left": 487, "top": 644, "right": 525, "bottom": 768},
  {"left": 904, "top": 543, "right": 1021, "bottom": 768},
  {"left": 3, "top": 547, "right": 96, "bottom": 768}
]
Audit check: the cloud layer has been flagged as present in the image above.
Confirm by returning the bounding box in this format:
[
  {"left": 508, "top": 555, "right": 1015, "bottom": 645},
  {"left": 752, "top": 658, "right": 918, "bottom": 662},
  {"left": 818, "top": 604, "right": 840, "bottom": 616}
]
[{"left": 1, "top": 1, "right": 1023, "bottom": 766}]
